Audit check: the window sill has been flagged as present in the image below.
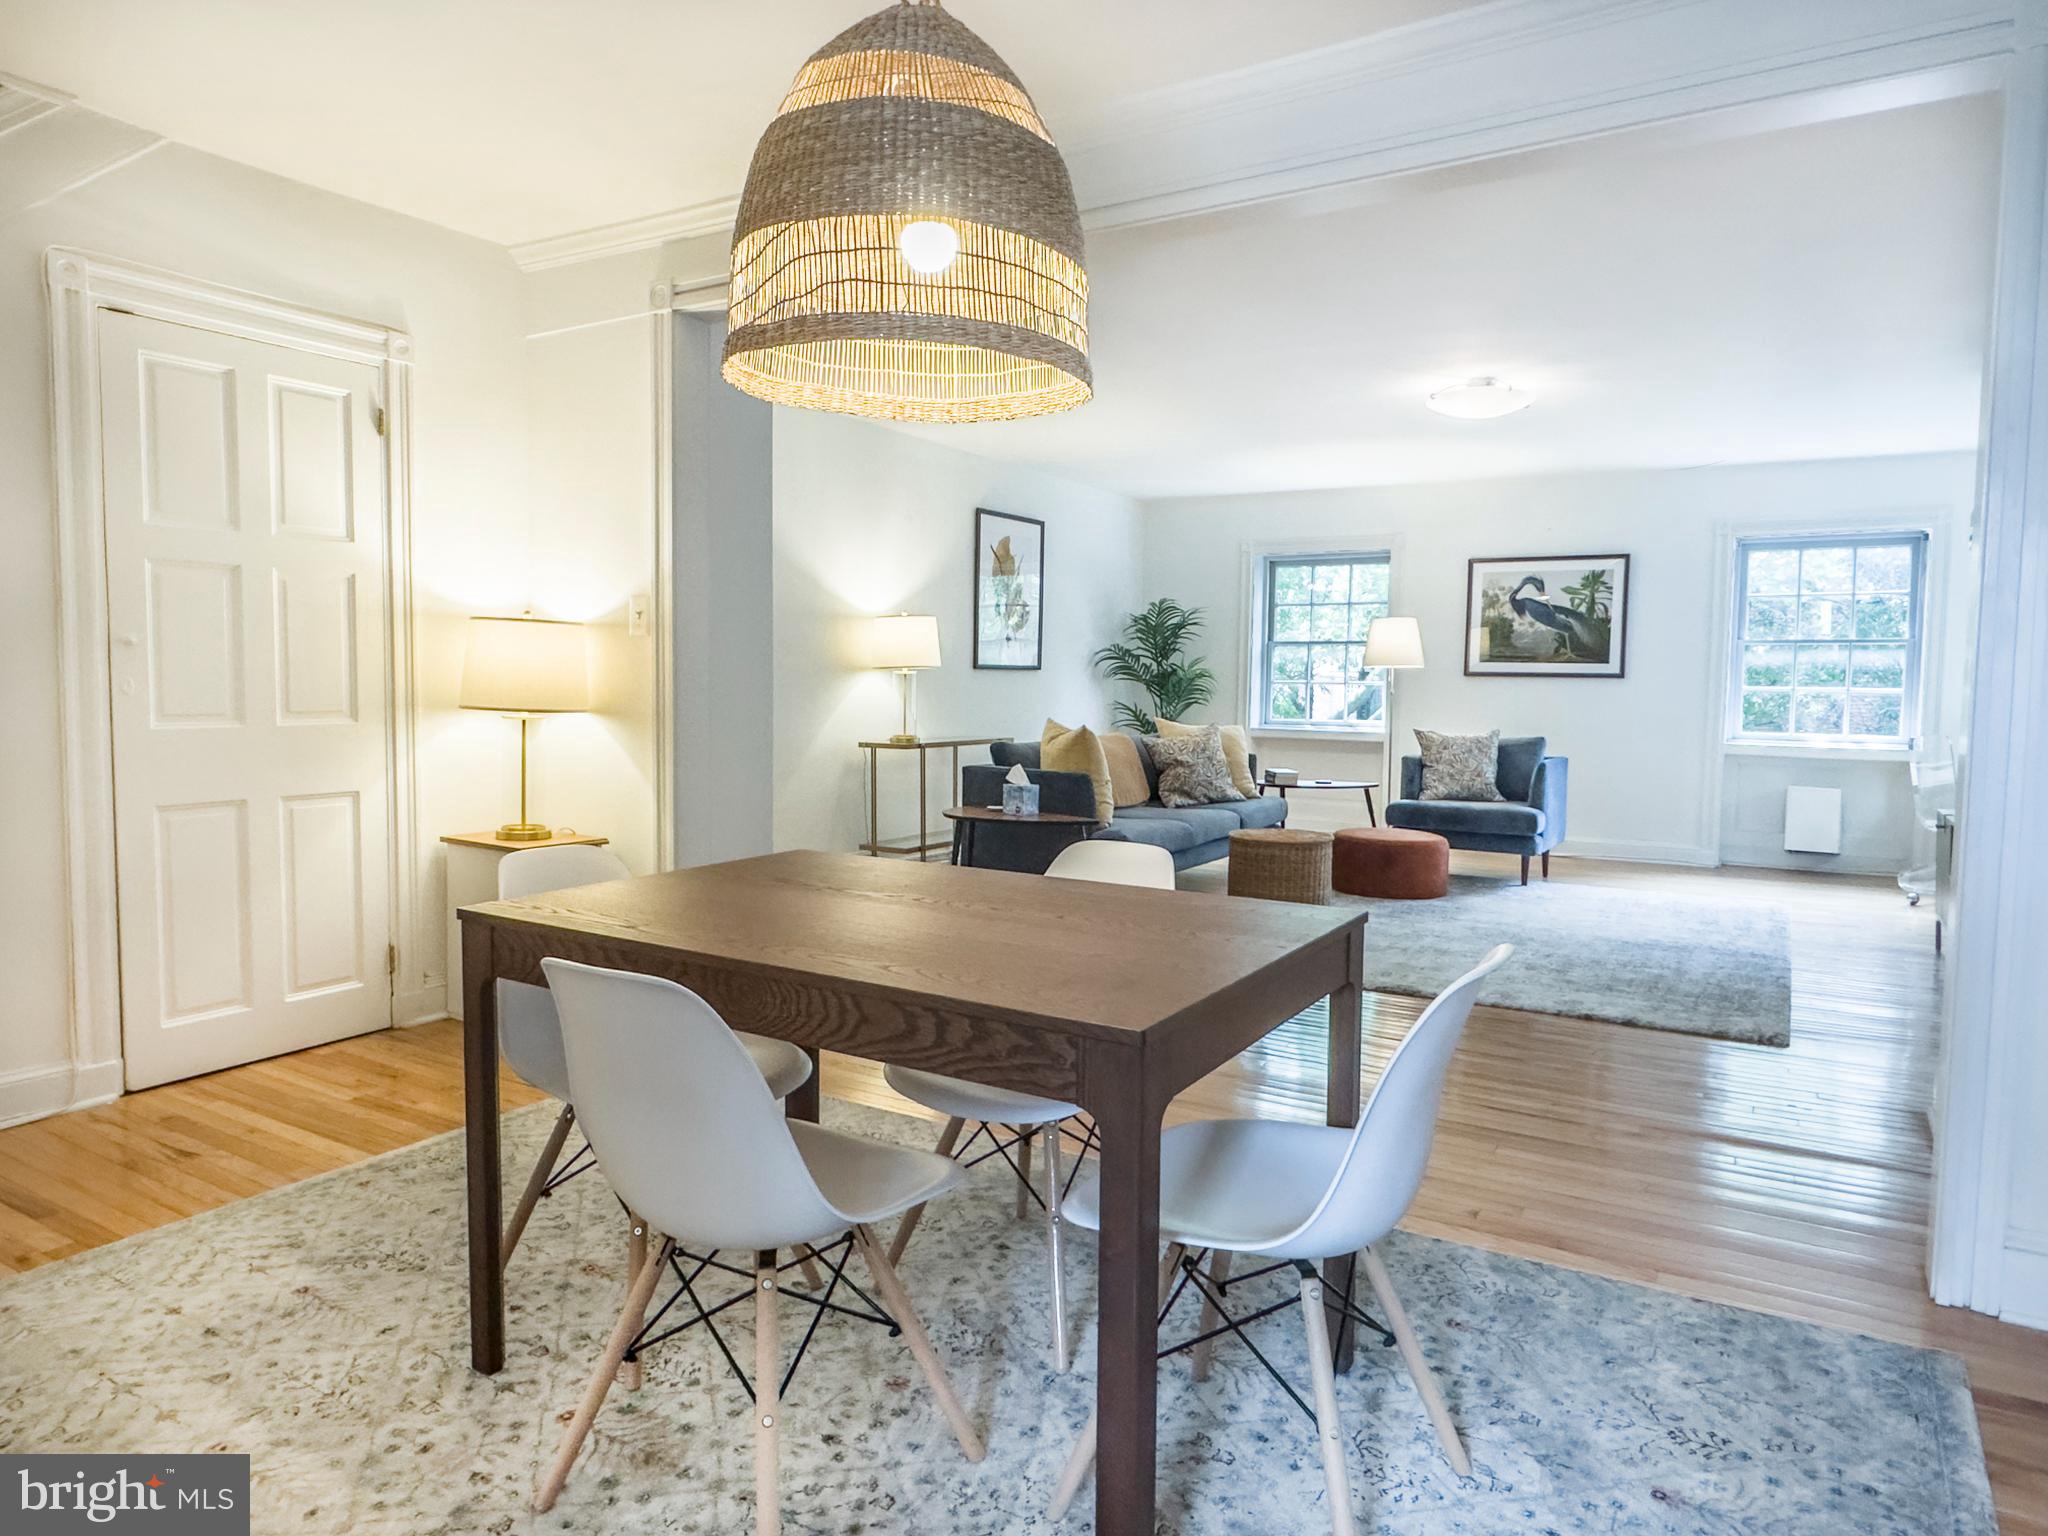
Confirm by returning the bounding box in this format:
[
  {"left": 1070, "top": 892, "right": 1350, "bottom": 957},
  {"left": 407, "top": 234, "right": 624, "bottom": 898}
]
[
  {"left": 1250, "top": 724, "right": 1386, "bottom": 742},
  {"left": 1723, "top": 739, "right": 1918, "bottom": 763}
]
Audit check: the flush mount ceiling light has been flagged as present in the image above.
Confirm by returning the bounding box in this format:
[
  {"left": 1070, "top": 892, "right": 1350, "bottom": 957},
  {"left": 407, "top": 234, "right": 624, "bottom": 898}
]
[
  {"left": 723, "top": 0, "right": 1092, "bottom": 424},
  {"left": 1426, "top": 376, "right": 1534, "bottom": 419}
]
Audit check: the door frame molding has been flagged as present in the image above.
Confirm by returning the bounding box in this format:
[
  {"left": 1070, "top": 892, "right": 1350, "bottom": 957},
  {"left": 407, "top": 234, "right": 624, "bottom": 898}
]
[{"left": 42, "top": 247, "right": 421, "bottom": 1112}]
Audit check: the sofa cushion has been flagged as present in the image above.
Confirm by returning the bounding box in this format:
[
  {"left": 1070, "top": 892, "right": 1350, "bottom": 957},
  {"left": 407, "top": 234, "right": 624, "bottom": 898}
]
[
  {"left": 1416, "top": 728, "right": 1506, "bottom": 802},
  {"left": 1042, "top": 719, "right": 1114, "bottom": 824},
  {"left": 1114, "top": 803, "right": 1242, "bottom": 848},
  {"left": 1104, "top": 808, "right": 1200, "bottom": 853},
  {"left": 1230, "top": 793, "right": 1289, "bottom": 830},
  {"left": 1145, "top": 726, "right": 1242, "bottom": 808},
  {"left": 1157, "top": 717, "right": 1258, "bottom": 798},
  {"left": 1387, "top": 799, "right": 1545, "bottom": 838},
  {"left": 1099, "top": 731, "right": 1154, "bottom": 809},
  {"left": 1496, "top": 735, "right": 1548, "bottom": 801},
  {"left": 990, "top": 740, "right": 1041, "bottom": 771}
]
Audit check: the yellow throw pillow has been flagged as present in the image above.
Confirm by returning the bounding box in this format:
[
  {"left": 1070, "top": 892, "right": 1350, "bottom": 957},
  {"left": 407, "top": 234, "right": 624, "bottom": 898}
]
[
  {"left": 1041, "top": 719, "right": 1115, "bottom": 824},
  {"left": 1156, "top": 716, "right": 1257, "bottom": 798},
  {"left": 1098, "top": 732, "right": 1154, "bottom": 809}
]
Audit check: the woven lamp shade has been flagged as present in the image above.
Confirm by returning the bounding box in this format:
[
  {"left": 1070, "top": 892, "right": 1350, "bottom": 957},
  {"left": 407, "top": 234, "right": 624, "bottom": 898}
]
[{"left": 723, "top": 0, "right": 1091, "bottom": 424}]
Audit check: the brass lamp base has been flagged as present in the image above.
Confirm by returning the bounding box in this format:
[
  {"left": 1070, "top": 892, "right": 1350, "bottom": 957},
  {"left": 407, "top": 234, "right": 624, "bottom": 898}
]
[
  {"left": 496, "top": 821, "right": 554, "bottom": 842},
  {"left": 887, "top": 732, "right": 918, "bottom": 745}
]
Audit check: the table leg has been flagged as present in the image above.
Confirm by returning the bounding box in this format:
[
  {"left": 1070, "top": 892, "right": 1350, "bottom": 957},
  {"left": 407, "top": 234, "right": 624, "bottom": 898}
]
[
  {"left": 867, "top": 746, "right": 879, "bottom": 857},
  {"left": 1323, "top": 928, "right": 1365, "bottom": 1372},
  {"left": 462, "top": 918, "right": 505, "bottom": 1374},
  {"left": 1089, "top": 1045, "right": 1162, "bottom": 1536},
  {"left": 1365, "top": 785, "right": 1379, "bottom": 828},
  {"left": 789, "top": 1048, "right": 822, "bottom": 1126},
  {"left": 918, "top": 748, "right": 930, "bottom": 862}
]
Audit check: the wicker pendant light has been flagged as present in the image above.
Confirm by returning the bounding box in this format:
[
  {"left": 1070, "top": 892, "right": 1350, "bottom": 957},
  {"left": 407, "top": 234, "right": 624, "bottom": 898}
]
[{"left": 723, "top": 0, "right": 1091, "bottom": 424}]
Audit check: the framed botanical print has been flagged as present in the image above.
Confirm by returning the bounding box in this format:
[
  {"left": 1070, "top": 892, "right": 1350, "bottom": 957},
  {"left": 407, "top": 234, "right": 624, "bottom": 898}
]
[
  {"left": 973, "top": 507, "right": 1044, "bottom": 670},
  {"left": 1465, "top": 553, "right": 1631, "bottom": 677}
]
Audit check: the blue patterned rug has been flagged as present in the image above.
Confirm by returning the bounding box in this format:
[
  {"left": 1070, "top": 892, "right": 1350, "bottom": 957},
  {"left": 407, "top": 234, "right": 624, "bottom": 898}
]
[{"left": 0, "top": 1101, "right": 1991, "bottom": 1534}]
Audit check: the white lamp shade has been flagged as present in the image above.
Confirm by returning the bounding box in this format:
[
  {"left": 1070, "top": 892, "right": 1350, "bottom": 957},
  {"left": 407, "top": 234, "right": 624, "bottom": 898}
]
[
  {"left": 459, "top": 616, "right": 591, "bottom": 713},
  {"left": 1363, "top": 616, "right": 1426, "bottom": 670},
  {"left": 870, "top": 613, "right": 942, "bottom": 671}
]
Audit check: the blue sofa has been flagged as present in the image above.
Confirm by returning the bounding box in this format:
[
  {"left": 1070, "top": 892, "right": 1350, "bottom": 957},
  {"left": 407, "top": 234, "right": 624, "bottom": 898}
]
[
  {"left": 957, "top": 737, "right": 1288, "bottom": 873},
  {"left": 1384, "top": 735, "right": 1568, "bottom": 885}
]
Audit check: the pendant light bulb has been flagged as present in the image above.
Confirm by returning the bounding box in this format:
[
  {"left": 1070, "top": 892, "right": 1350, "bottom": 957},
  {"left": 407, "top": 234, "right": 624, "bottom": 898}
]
[{"left": 897, "top": 219, "right": 961, "bottom": 275}]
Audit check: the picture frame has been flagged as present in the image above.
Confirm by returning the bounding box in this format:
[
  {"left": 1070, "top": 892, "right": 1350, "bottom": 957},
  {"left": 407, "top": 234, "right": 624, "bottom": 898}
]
[
  {"left": 1465, "top": 553, "right": 1631, "bottom": 678},
  {"left": 973, "top": 507, "right": 1045, "bottom": 670}
]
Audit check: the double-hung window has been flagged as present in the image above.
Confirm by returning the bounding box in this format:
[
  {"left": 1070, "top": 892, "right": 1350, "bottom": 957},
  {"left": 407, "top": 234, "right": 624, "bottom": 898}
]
[
  {"left": 1728, "top": 532, "right": 1927, "bottom": 747},
  {"left": 1255, "top": 553, "right": 1391, "bottom": 732}
]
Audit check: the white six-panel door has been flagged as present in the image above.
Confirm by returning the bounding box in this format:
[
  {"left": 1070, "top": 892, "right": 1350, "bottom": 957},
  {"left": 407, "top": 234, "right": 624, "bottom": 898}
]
[{"left": 98, "top": 310, "right": 393, "bottom": 1089}]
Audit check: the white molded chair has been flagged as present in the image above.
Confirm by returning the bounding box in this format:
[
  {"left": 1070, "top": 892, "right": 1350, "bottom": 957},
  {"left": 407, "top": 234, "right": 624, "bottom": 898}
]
[
  {"left": 532, "top": 960, "right": 985, "bottom": 1529},
  {"left": 495, "top": 844, "right": 813, "bottom": 1264},
  {"left": 1049, "top": 943, "right": 1514, "bottom": 1536},
  {"left": 883, "top": 838, "right": 1175, "bottom": 1372}
]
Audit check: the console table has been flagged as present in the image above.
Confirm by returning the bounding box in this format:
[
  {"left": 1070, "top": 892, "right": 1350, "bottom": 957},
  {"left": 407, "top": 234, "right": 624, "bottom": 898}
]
[{"left": 860, "top": 737, "right": 1010, "bottom": 860}]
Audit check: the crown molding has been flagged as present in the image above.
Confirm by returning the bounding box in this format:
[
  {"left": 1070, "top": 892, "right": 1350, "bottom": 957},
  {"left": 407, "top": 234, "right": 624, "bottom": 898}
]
[
  {"left": 509, "top": 0, "right": 2024, "bottom": 271},
  {"left": 509, "top": 196, "right": 738, "bottom": 272}
]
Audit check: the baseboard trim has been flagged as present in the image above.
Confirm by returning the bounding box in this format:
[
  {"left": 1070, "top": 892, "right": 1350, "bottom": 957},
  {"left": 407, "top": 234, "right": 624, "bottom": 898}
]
[
  {"left": 0, "top": 1057, "right": 123, "bottom": 1130},
  {"left": 394, "top": 985, "right": 450, "bottom": 1028},
  {"left": 1720, "top": 844, "right": 1908, "bottom": 878},
  {"left": 1998, "top": 1243, "right": 2048, "bottom": 1332},
  {"left": 1554, "top": 838, "right": 1719, "bottom": 867}
]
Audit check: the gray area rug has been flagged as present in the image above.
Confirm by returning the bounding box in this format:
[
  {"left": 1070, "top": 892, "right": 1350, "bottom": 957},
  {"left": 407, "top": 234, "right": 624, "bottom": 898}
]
[
  {"left": 1266, "top": 873, "right": 1792, "bottom": 1047},
  {"left": 0, "top": 1101, "right": 1988, "bottom": 1533}
]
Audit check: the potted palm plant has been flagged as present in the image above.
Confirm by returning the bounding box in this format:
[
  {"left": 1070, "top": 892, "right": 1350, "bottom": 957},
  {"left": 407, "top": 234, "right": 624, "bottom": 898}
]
[{"left": 1091, "top": 599, "right": 1217, "bottom": 734}]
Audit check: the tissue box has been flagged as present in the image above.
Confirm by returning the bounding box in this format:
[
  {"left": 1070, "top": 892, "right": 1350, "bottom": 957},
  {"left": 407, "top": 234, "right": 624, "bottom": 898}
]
[{"left": 1002, "top": 782, "right": 1041, "bottom": 816}]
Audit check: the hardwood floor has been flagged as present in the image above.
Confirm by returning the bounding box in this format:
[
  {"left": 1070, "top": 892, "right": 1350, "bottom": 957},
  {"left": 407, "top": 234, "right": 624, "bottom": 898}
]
[{"left": 1, "top": 854, "right": 2041, "bottom": 1530}]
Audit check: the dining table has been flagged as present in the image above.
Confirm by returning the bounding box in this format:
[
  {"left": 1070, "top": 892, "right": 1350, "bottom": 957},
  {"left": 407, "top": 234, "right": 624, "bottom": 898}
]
[{"left": 457, "top": 849, "right": 1367, "bottom": 1536}]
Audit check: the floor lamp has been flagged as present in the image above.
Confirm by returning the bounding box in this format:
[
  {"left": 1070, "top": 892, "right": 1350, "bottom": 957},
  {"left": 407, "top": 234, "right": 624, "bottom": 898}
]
[{"left": 1363, "top": 617, "right": 1425, "bottom": 801}]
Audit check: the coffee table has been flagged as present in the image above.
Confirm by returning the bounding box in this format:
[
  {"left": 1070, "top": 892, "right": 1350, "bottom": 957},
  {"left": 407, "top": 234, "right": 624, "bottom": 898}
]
[
  {"left": 943, "top": 804, "right": 1097, "bottom": 867},
  {"left": 1259, "top": 777, "right": 1380, "bottom": 826}
]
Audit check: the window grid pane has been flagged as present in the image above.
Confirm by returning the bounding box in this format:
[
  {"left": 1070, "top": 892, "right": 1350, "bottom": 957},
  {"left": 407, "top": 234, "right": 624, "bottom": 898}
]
[
  {"left": 1733, "top": 536, "right": 1921, "bottom": 744},
  {"left": 1260, "top": 556, "right": 1391, "bottom": 730}
]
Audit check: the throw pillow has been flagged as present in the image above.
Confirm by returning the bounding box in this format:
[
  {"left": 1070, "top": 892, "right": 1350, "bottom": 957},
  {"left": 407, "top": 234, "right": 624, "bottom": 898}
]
[
  {"left": 1098, "top": 732, "right": 1154, "bottom": 809},
  {"left": 1156, "top": 716, "right": 1258, "bottom": 798},
  {"left": 1145, "top": 725, "right": 1243, "bottom": 808},
  {"left": 1416, "top": 728, "right": 1506, "bottom": 802},
  {"left": 1040, "top": 719, "right": 1115, "bottom": 824}
]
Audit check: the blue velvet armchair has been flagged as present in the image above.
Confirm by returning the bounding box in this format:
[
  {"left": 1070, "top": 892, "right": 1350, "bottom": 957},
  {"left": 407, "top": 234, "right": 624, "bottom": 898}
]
[{"left": 1383, "top": 735, "right": 1568, "bottom": 885}]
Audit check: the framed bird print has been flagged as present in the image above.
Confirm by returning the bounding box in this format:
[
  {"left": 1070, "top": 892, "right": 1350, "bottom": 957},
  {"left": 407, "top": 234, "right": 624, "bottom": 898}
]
[
  {"left": 1465, "top": 553, "right": 1631, "bottom": 677},
  {"left": 974, "top": 508, "right": 1045, "bottom": 670}
]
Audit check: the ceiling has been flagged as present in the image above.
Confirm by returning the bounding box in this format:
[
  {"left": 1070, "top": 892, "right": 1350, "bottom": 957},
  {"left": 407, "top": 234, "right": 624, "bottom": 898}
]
[
  {"left": 0, "top": 0, "right": 1482, "bottom": 247},
  {"left": 915, "top": 92, "right": 2003, "bottom": 497}
]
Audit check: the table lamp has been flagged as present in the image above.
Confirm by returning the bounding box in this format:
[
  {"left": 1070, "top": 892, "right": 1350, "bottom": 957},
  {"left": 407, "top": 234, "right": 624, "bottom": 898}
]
[
  {"left": 460, "top": 615, "right": 591, "bottom": 841},
  {"left": 870, "top": 613, "right": 941, "bottom": 744},
  {"left": 1362, "top": 616, "right": 1425, "bottom": 799}
]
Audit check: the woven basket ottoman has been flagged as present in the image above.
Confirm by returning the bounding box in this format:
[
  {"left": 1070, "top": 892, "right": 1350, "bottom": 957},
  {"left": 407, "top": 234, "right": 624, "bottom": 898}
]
[
  {"left": 1333, "top": 827, "right": 1450, "bottom": 899},
  {"left": 1226, "top": 827, "right": 1333, "bottom": 904}
]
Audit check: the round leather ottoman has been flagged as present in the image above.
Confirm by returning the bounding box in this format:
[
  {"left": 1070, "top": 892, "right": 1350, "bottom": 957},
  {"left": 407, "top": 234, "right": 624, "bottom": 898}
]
[{"left": 1332, "top": 827, "right": 1450, "bottom": 899}]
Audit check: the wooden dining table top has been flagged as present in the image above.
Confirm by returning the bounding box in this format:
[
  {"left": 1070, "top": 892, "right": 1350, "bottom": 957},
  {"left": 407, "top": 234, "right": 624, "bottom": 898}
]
[{"left": 460, "top": 849, "right": 1364, "bottom": 1045}]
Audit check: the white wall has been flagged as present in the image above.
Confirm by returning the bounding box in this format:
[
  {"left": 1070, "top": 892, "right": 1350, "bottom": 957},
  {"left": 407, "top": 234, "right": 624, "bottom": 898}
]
[
  {"left": 1, "top": 115, "right": 662, "bottom": 1123},
  {"left": 772, "top": 412, "right": 1145, "bottom": 854},
  {"left": 1142, "top": 453, "right": 1975, "bottom": 869}
]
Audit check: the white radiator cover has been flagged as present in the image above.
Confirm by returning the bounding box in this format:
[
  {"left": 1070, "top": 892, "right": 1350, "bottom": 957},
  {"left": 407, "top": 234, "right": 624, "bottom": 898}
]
[{"left": 1784, "top": 786, "right": 1844, "bottom": 854}]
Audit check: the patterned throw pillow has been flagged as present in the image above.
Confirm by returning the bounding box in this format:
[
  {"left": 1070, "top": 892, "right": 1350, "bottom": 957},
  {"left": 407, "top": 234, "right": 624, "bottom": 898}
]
[
  {"left": 1416, "top": 728, "right": 1506, "bottom": 802},
  {"left": 1145, "top": 725, "right": 1243, "bottom": 808}
]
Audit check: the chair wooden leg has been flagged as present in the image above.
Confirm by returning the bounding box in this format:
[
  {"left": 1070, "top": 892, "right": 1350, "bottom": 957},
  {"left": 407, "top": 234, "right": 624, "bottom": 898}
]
[
  {"left": 1049, "top": 1243, "right": 1185, "bottom": 1520},
  {"left": 502, "top": 1102, "right": 575, "bottom": 1265},
  {"left": 755, "top": 1255, "right": 782, "bottom": 1536},
  {"left": 1191, "top": 1249, "right": 1233, "bottom": 1382},
  {"left": 1298, "top": 1269, "right": 1358, "bottom": 1536},
  {"left": 1044, "top": 1123, "right": 1068, "bottom": 1373},
  {"left": 618, "top": 1214, "right": 648, "bottom": 1390},
  {"left": 1362, "top": 1245, "right": 1470, "bottom": 1476},
  {"left": 886, "top": 1116, "right": 966, "bottom": 1265},
  {"left": 853, "top": 1224, "right": 984, "bottom": 1461},
  {"left": 1015, "top": 1128, "right": 1033, "bottom": 1219},
  {"left": 794, "top": 1245, "right": 826, "bottom": 1291},
  {"left": 534, "top": 1235, "right": 674, "bottom": 1513},
  {"left": 1519, "top": 854, "right": 1530, "bottom": 885},
  {"left": 1541, "top": 850, "right": 1551, "bottom": 879}
]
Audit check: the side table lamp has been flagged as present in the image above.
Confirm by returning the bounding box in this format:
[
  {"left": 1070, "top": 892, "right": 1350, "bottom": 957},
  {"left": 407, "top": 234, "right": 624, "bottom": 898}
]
[
  {"left": 460, "top": 614, "right": 591, "bottom": 841},
  {"left": 870, "top": 613, "right": 941, "bottom": 745}
]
